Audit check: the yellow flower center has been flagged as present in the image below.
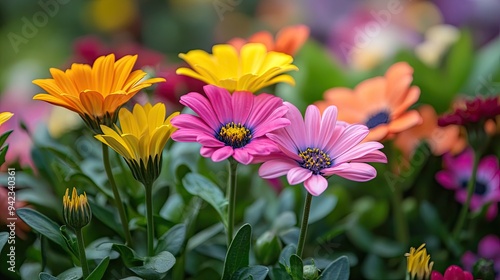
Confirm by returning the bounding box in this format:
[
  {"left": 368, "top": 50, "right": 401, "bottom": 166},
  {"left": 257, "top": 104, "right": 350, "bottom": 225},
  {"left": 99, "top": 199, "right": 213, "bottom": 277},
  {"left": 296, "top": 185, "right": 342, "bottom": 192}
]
[
  {"left": 299, "top": 147, "right": 332, "bottom": 175},
  {"left": 405, "top": 243, "right": 434, "bottom": 280},
  {"left": 217, "top": 122, "right": 252, "bottom": 148}
]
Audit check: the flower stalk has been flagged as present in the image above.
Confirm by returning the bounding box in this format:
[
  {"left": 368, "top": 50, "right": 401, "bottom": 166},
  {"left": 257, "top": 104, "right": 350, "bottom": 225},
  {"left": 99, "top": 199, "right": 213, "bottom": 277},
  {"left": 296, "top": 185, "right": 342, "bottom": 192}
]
[
  {"left": 297, "top": 192, "right": 313, "bottom": 258},
  {"left": 227, "top": 158, "right": 238, "bottom": 246},
  {"left": 75, "top": 228, "right": 90, "bottom": 278},
  {"left": 102, "top": 143, "right": 133, "bottom": 246},
  {"left": 144, "top": 182, "right": 155, "bottom": 256},
  {"left": 452, "top": 149, "right": 480, "bottom": 239}
]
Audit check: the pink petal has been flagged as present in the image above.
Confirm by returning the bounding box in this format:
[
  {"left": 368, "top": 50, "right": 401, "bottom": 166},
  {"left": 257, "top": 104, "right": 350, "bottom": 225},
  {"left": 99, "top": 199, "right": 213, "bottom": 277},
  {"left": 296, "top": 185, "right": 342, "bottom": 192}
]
[
  {"left": 246, "top": 93, "right": 284, "bottom": 126},
  {"left": 244, "top": 138, "right": 279, "bottom": 155},
  {"left": 180, "top": 92, "right": 220, "bottom": 129},
  {"left": 204, "top": 85, "right": 233, "bottom": 124},
  {"left": 430, "top": 271, "right": 444, "bottom": 280},
  {"left": 287, "top": 167, "right": 312, "bottom": 185},
  {"left": 305, "top": 105, "right": 321, "bottom": 147},
  {"left": 477, "top": 155, "right": 500, "bottom": 179},
  {"left": 304, "top": 175, "right": 329, "bottom": 196},
  {"left": 326, "top": 162, "right": 377, "bottom": 182},
  {"left": 232, "top": 91, "right": 254, "bottom": 124},
  {"left": 252, "top": 117, "right": 290, "bottom": 138},
  {"left": 351, "top": 150, "right": 387, "bottom": 163},
  {"left": 318, "top": 105, "right": 338, "bottom": 150},
  {"left": 259, "top": 159, "right": 299, "bottom": 178},
  {"left": 197, "top": 134, "right": 225, "bottom": 147},
  {"left": 460, "top": 251, "right": 476, "bottom": 271},
  {"left": 171, "top": 114, "right": 215, "bottom": 134},
  {"left": 478, "top": 234, "right": 500, "bottom": 259},
  {"left": 485, "top": 204, "right": 498, "bottom": 221},
  {"left": 283, "top": 102, "right": 306, "bottom": 148},
  {"left": 435, "top": 171, "right": 459, "bottom": 190},
  {"left": 326, "top": 124, "right": 369, "bottom": 158},
  {"left": 172, "top": 129, "right": 200, "bottom": 142},
  {"left": 233, "top": 148, "right": 254, "bottom": 165},
  {"left": 463, "top": 271, "right": 473, "bottom": 280},
  {"left": 334, "top": 141, "right": 384, "bottom": 164},
  {"left": 200, "top": 146, "right": 217, "bottom": 158},
  {"left": 443, "top": 265, "right": 467, "bottom": 280},
  {"left": 211, "top": 146, "right": 233, "bottom": 162},
  {"left": 267, "top": 130, "right": 302, "bottom": 161}
]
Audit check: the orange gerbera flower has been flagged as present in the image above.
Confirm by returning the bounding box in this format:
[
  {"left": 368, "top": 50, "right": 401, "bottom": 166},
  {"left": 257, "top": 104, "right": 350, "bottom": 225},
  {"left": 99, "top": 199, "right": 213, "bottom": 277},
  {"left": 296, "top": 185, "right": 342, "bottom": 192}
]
[
  {"left": 33, "top": 54, "right": 165, "bottom": 133},
  {"left": 394, "top": 105, "right": 465, "bottom": 161},
  {"left": 315, "top": 62, "right": 422, "bottom": 142},
  {"left": 228, "top": 24, "right": 310, "bottom": 56}
]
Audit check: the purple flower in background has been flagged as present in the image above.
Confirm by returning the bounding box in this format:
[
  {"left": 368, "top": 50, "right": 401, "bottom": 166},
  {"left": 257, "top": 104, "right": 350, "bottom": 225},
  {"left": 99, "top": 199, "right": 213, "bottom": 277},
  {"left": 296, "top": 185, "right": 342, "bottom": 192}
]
[
  {"left": 461, "top": 235, "right": 500, "bottom": 280},
  {"left": 436, "top": 148, "right": 500, "bottom": 220}
]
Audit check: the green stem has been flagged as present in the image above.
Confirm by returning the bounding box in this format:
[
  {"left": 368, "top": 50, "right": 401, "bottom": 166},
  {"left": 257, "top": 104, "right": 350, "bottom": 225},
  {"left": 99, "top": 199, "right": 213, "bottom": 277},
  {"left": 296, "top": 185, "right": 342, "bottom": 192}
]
[
  {"left": 75, "top": 228, "right": 89, "bottom": 279},
  {"left": 102, "top": 143, "right": 133, "bottom": 246},
  {"left": 145, "top": 182, "right": 155, "bottom": 256},
  {"left": 452, "top": 150, "right": 480, "bottom": 239},
  {"left": 227, "top": 159, "right": 238, "bottom": 246},
  {"left": 391, "top": 184, "right": 409, "bottom": 245},
  {"left": 297, "top": 192, "right": 313, "bottom": 258}
]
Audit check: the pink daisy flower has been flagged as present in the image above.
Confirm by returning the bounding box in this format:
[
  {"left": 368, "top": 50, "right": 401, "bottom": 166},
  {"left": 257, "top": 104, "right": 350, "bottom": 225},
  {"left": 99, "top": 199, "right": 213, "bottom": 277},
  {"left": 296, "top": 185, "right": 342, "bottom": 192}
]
[
  {"left": 258, "top": 103, "right": 387, "bottom": 196},
  {"left": 171, "top": 85, "right": 290, "bottom": 164},
  {"left": 435, "top": 148, "right": 500, "bottom": 220},
  {"left": 461, "top": 235, "right": 500, "bottom": 280}
]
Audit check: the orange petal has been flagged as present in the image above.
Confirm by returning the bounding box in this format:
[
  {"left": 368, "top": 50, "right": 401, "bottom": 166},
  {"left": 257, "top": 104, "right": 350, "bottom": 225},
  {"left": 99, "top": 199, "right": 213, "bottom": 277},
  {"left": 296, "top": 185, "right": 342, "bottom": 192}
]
[
  {"left": 365, "top": 125, "right": 389, "bottom": 142},
  {"left": 387, "top": 110, "right": 422, "bottom": 134},
  {"left": 248, "top": 31, "right": 275, "bottom": 51},
  {"left": 80, "top": 90, "right": 105, "bottom": 117},
  {"left": 274, "top": 24, "right": 310, "bottom": 56},
  {"left": 227, "top": 37, "right": 247, "bottom": 52}
]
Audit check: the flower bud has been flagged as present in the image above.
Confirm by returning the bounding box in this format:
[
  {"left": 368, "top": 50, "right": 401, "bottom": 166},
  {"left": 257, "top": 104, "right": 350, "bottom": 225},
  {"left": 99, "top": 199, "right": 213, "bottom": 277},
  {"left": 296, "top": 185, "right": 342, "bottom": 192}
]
[
  {"left": 254, "top": 231, "right": 282, "bottom": 265},
  {"left": 473, "top": 259, "right": 495, "bottom": 280},
  {"left": 63, "top": 188, "right": 92, "bottom": 229},
  {"left": 303, "top": 264, "right": 320, "bottom": 280}
]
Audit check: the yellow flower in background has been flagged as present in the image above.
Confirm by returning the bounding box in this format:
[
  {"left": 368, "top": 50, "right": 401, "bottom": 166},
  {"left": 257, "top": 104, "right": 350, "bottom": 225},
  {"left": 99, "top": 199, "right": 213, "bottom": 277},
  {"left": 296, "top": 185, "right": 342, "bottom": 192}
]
[
  {"left": 63, "top": 188, "right": 92, "bottom": 230},
  {"left": 405, "top": 244, "right": 434, "bottom": 280},
  {"left": 95, "top": 103, "right": 179, "bottom": 185},
  {"left": 33, "top": 54, "right": 165, "bottom": 133},
  {"left": 89, "top": 0, "right": 136, "bottom": 33},
  {"left": 176, "top": 43, "right": 298, "bottom": 93},
  {"left": 0, "top": 112, "right": 13, "bottom": 127}
]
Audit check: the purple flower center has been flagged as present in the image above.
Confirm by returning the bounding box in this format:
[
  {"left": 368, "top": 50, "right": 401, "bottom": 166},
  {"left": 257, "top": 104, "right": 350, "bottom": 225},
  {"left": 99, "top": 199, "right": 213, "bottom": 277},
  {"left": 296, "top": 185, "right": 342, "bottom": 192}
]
[
  {"left": 365, "top": 111, "right": 390, "bottom": 129},
  {"left": 217, "top": 122, "right": 252, "bottom": 148},
  {"left": 298, "top": 147, "right": 332, "bottom": 175},
  {"left": 460, "top": 179, "right": 488, "bottom": 195}
]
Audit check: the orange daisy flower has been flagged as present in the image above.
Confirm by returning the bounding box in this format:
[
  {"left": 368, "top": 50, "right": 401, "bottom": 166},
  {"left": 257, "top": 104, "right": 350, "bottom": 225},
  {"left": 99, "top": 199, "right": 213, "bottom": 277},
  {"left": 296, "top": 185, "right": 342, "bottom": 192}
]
[
  {"left": 228, "top": 24, "right": 310, "bottom": 56},
  {"left": 315, "top": 62, "right": 422, "bottom": 142},
  {"left": 33, "top": 54, "right": 165, "bottom": 133},
  {"left": 394, "top": 105, "right": 465, "bottom": 162}
]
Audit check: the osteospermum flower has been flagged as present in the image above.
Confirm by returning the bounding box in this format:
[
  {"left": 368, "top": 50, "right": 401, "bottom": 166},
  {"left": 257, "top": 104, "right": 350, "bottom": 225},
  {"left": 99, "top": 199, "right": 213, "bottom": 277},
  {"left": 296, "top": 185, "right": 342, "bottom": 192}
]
[
  {"left": 33, "top": 54, "right": 165, "bottom": 133},
  {"left": 405, "top": 244, "right": 434, "bottom": 280},
  {"left": 436, "top": 148, "right": 500, "bottom": 220},
  {"left": 438, "top": 96, "right": 500, "bottom": 127},
  {"left": 171, "top": 85, "right": 290, "bottom": 165},
  {"left": 258, "top": 103, "right": 387, "bottom": 196},
  {"left": 228, "top": 24, "right": 310, "bottom": 56},
  {"left": 176, "top": 43, "right": 298, "bottom": 93},
  {"left": 95, "top": 103, "right": 178, "bottom": 185},
  {"left": 431, "top": 265, "right": 473, "bottom": 280},
  {"left": 462, "top": 235, "right": 500, "bottom": 280},
  {"left": 315, "top": 62, "right": 422, "bottom": 141}
]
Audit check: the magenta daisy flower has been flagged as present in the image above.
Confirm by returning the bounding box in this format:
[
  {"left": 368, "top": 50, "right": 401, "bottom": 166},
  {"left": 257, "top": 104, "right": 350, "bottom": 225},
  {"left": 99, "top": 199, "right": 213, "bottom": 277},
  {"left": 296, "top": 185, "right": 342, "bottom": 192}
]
[
  {"left": 436, "top": 148, "right": 500, "bottom": 220},
  {"left": 171, "top": 85, "right": 290, "bottom": 164},
  {"left": 258, "top": 103, "right": 387, "bottom": 196},
  {"left": 461, "top": 235, "right": 500, "bottom": 280}
]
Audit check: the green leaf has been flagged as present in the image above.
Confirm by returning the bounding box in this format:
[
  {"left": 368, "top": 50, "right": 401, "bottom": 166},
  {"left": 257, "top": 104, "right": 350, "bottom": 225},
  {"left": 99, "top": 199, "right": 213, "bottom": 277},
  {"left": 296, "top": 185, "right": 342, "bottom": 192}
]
[
  {"left": 309, "top": 194, "right": 337, "bottom": 224},
  {"left": 272, "top": 211, "right": 296, "bottom": 232},
  {"left": 182, "top": 173, "right": 228, "bottom": 227},
  {"left": 0, "top": 130, "right": 13, "bottom": 147},
  {"left": 86, "top": 256, "right": 110, "bottom": 280},
  {"left": 320, "top": 256, "right": 350, "bottom": 280},
  {"left": 57, "top": 267, "right": 82, "bottom": 280},
  {"left": 231, "top": 266, "right": 269, "bottom": 280},
  {"left": 17, "top": 208, "right": 68, "bottom": 252},
  {"left": 129, "top": 251, "right": 176, "bottom": 279},
  {"left": 60, "top": 225, "right": 79, "bottom": 259},
  {"left": 222, "top": 224, "right": 252, "bottom": 280},
  {"left": 279, "top": 244, "right": 297, "bottom": 267},
  {"left": 289, "top": 254, "right": 303, "bottom": 280},
  {"left": 85, "top": 238, "right": 119, "bottom": 260},
  {"left": 0, "top": 232, "right": 8, "bottom": 252},
  {"left": 112, "top": 244, "right": 143, "bottom": 267},
  {"left": 155, "top": 223, "right": 186, "bottom": 256},
  {"left": 88, "top": 199, "right": 125, "bottom": 239},
  {"left": 270, "top": 266, "right": 293, "bottom": 280},
  {"left": 39, "top": 272, "right": 58, "bottom": 280}
]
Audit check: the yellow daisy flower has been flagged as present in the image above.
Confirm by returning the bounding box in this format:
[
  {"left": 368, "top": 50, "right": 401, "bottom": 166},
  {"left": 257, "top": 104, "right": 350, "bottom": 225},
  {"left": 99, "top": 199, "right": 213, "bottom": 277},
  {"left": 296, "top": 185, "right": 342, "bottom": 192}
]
[
  {"left": 405, "top": 243, "right": 434, "bottom": 280},
  {"left": 95, "top": 103, "right": 178, "bottom": 185},
  {"left": 33, "top": 54, "right": 165, "bottom": 133},
  {"left": 176, "top": 43, "right": 298, "bottom": 93}
]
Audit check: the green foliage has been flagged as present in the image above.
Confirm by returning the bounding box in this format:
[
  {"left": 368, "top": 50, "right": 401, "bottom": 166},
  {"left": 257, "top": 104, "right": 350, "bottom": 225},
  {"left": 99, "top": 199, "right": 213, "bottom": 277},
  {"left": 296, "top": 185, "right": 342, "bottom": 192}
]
[{"left": 222, "top": 224, "right": 252, "bottom": 280}]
